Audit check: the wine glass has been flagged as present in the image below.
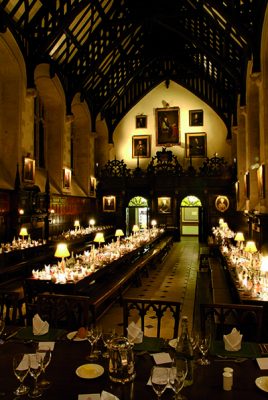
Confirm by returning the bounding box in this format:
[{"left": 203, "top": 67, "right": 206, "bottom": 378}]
[
  {"left": 102, "top": 329, "right": 116, "bottom": 358},
  {"left": 28, "top": 353, "right": 43, "bottom": 398},
  {"left": 197, "top": 333, "right": 211, "bottom": 365},
  {"left": 86, "top": 327, "right": 98, "bottom": 360},
  {"left": 13, "top": 353, "right": 29, "bottom": 396},
  {"left": 150, "top": 366, "right": 169, "bottom": 400},
  {"left": 169, "top": 357, "right": 188, "bottom": 400},
  {"left": 37, "top": 348, "right": 52, "bottom": 389},
  {"left": 93, "top": 325, "right": 103, "bottom": 357}
]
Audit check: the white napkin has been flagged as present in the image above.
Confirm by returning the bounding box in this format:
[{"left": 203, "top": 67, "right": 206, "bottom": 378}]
[
  {"left": 32, "top": 314, "right": 49, "bottom": 336},
  {"left": 223, "top": 328, "right": 243, "bottom": 351},
  {"left": 78, "top": 392, "right": 119, "bottom": 400},
  {"left": 152, "top": 352, "right": 172, "bottom": 365},
  {"left": 38, "top": 341, "right": 55, "bottom": 350},
  {"left": 127, "top": 321, "right": 143, "bottom": 344},
  {"left": 256, "top": 358, "right": 268, "bottom": 370}
]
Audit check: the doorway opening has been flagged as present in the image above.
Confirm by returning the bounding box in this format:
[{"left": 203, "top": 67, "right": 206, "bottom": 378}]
[
  {"left": 126, "top": 196, "right": 149, "bottom": 236},
  {"left": 180, "top": 195, "right": 202, "bottom": 236}
]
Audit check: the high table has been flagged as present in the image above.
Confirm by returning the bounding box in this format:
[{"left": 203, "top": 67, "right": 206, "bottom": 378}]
[{"left": 0, "top": 330, "right": 268, "bottom": 400}]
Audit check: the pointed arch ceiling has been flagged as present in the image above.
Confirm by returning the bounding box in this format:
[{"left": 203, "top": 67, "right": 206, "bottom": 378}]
[{"left": 0, "top": 0, "right": 266, "bottom": 141}]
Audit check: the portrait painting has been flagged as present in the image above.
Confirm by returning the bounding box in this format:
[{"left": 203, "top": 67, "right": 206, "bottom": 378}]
[
  {"left": 89, "top": 176, "right": 96, "bottom": 197},
  {"left": 157, "top": 197, "right": 171, "bottom": 214},
  {"left": 215, "top": 195, "right": 230, "bottom": 213},
  {"left": 63, "top": 168, "right": 71, "bottom": 190},
  {"left": 136, "top": 114, "right": 147, "bottom": 129},
  {"left": 103, "top": 195, "right": 116, "bottom": 212},
  {"left": 156, "top": 107, "right": 180, "bottom": 146},
  {"left": 23, "top": 157, "right": 35, "bottom": 183},
  {"left": 189, "top": 109, "right": 204, "bottom": 126},
  {"left": 185, "top": 132, "right": 207, "bottom": 158},
  {"left": 132, "top": 135, "right": 151, "bottom": 158},
  {"left": 257, "top": 164, "right": 265, "bottom": 199}
]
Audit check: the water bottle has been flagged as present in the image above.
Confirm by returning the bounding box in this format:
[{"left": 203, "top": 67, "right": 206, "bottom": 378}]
[{"left": 175, "top": 315, "right": 194, "bottom": 386}]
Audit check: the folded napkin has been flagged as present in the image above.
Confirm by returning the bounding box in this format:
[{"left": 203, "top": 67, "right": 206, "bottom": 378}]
[
  {"left": 78, "top": 392, "right": 119, "bottom": 400},
  {"left": 223, "top": 328, "right": 243, "bottom": 351},
  {"left": 101, "top": 391, "right": 119, "bottom": 400},
  {"left": 127, "top": 321, "right": 143, "bottom": 344},
  {"left": 33, "top": 314, "right": 49, "bottom": 336},
  {"left": 152, "top": 352, "right": 173, "bottom": 365}
]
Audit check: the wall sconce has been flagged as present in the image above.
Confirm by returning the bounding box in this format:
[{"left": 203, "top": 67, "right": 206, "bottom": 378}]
[
  {"left": 94, "top": 232, "right": 105, "bottom": 248},
  {"left": 54, "top": 243, "right": 70, "bottom": 270},
  {"left": 19, "top": 227, "right": 28, "bottom": 242}
]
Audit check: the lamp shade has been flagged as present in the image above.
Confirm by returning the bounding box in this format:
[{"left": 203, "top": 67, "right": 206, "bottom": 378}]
[
  {"left": 132, "top": 225, "right": 139, "bottom": 232},
  {"left": 115, "top": 229, "right": 124, "bottom": 237},
  {"left": 19, "top": 227, "right": 28, "bottom": 237},
  {"left": 54, "top": 243, "right": 70, "bottom": 258},
  {"left": 94, "top": 232, "right": 105, "bottom": 243},
  {"left": 74, "top": 220, "right": 80, "bottom": 227},
  {"left": 234, "top": 232, "right": 245, "bottom": 242},
  {"left": 151, "top": 219, "right": 157, "bottom": 227},
  {"left": 219, "top": 218, "right": 224, "bottom": 226},
  {"left": 244, "top": 241, "right": 258, "bottom": 253},
  {"left": 89, "top": 218, "right": 95, "bottom": 226}
]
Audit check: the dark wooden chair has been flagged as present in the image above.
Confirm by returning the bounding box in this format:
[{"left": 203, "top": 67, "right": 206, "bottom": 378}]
[
  {"left": 0, "top": 288, "right": 25, "bottom": 325},
  {"left": 35, "top": 293, "right": 92, "bottom": 330},
  {"left": 122, "top": 297, "right": 181, "bottom": 338},
  {"left": 200, "top": 303, "right": 264, "bottom": 342}
]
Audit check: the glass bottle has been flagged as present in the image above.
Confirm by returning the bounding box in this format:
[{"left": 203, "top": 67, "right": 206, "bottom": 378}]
[{"left": 175, "top": 315, "right": 193, "bottom": 386}]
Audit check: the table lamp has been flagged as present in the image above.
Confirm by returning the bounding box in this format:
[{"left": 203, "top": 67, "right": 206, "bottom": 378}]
[
  {"left": 115, "top": 229, "right": 124, "bottom": 244},
  {"left": 151, "top": 220, "right": 157, "bottom": 228},
  {"left": 19, "top": 227, "right": 28, "bottom": 241},
  {"left": 94, "top": 232, "right": 105, "bottom": 248},
  {"left": 132, "top": 225, "right": 139, "bottom": 235},
  {"left": 89, "top": 218, "right": 96, "bottom": 228},
  {"left": 54, "top": 242, "right": 70, "bottom": 270},
  {"left": 234, "top": 232, "right": 245, "bottom": 250},
  {"left": 74, "top": 220, "right": 80, "bottom": 231},
  {"left": 244, "top": 240, "right": 258, "bottom": 267}
]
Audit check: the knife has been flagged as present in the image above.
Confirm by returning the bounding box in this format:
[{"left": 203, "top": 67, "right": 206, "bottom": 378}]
[{"left": 4, "top": 327, "right": 24, "bottom": 341}]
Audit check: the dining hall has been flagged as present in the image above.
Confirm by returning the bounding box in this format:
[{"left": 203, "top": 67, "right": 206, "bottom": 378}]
[{"left": 1, "top": 1, "right": 268, "bottom": 399}]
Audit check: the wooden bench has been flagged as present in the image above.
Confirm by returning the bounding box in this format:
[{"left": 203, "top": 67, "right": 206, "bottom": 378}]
[{"left": 87, "top": 236, "right": 174, "bottom": 323}]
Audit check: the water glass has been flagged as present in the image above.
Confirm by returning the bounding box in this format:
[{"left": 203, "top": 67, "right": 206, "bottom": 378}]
[
  {"left": 28, "top": 353, "right": 43, "bottom": 398},
  {"left": 37, "top": 348, "right": 52, "bottom": 389},
  {"left": 197, "top": 334, "right": 211, "bottom": 365},
  {"left": 151, "top": 366, "right": 169, "bottom": 399},
  {"left": 13, "top": 353, "right": 29, "bottom": 396},
  {"left": 169, "top": 358, "right": 188, "bottom": 400}
]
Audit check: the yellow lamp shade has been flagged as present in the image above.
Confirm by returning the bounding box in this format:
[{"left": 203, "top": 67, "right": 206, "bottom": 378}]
[
  {"left": 89, "top": 218, "right": 95, "bottom": 226},
  {"left": 234, "top": 232, "right": 245, "bottom": 242},
  {"left": 244, "top": 241, "right": 257, "bottom": 253},
  {"left": 115, "top": 229, "right": 124, "bottom": 237},
  {"left": 151, "top": 219, "right": 157, "bottom": 227},
  {"left": 132, "top": 225, "right": 139, "bottom": 232},
  {"left": 19, "top": 227, "right": 28, "bottom": 237},
  {"left": 74, "top": 220, "right": 80, "bottom": 227},
  {"left": 54, "top": 243, "right": 70, "bottom": 258},
  {"left": 94, "top": 232, "right": 105, "bottom": 243}
]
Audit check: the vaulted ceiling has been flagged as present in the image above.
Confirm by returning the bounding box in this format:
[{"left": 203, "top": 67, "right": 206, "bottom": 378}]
[{"left": 0, "top": 0, "right": 267, "bottom": 142}]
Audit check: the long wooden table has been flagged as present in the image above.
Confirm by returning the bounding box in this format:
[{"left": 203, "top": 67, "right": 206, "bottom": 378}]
[{"left": 0, "top": 332, "right": 267, "bottom": 400}]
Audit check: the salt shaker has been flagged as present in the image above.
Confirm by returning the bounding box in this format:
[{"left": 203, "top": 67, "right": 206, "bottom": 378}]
[{"left": 223, "top": 371, "right": 233, "bottom": 391}]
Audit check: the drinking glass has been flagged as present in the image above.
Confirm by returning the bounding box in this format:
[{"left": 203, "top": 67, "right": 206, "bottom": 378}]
[
  {"left": 150, "top": 366, "right": 169, "bottom": 400},
  {"left": 28, "top": 353, "right": 43, "bottom": 398},
  {"left": 86, "top": 328, "right": 98, "bottom": 360},
  {"left": 169, "top": 358, "right": 188, "bottom": 400},
  {"left": 197, "top": 334, "right": 211, "bottom": 365},
  {"left": 93, "top": 325, "right": 103, "bottom": 356},
  {"left": 13, "top": 353, "right": 29, "bottom": 396},
  {"left": 37, "top": 348, "right": 52, "bottom": 389},
  {"left": 102, "top": 329, "right": 116, "bottom": 358}
]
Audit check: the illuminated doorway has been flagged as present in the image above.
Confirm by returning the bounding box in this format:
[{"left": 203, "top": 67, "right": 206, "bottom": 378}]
[
  {"left": 126, "top": 196, "right": 149, "bottom": 236},
  {"left": 180, "top": 195, "right": 202, "bottom": 236}
]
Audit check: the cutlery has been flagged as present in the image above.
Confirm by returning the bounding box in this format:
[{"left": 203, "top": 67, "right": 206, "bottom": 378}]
[{"left": 215, "top": 355, "right": 247, "bottom": 363}]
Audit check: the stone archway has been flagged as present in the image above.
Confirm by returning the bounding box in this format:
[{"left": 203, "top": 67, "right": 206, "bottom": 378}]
[{"left": 180, "top": 195, "right": 202, "bottom": 236}]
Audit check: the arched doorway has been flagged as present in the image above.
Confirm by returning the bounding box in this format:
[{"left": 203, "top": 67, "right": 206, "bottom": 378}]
[
  {"left": 126, "top": 196, "right": 149, "bottom": 235},
  {"left": 180, "top": 195, "right": 202, "bottom": 236}
]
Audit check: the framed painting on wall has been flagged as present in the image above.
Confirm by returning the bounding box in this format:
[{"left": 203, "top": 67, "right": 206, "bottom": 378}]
[
  {"left": 189, "top": 109, "right": 203, "bottom": 126},
  {"left": 157, "top": 197, "right": 171, "bottom": 214},
  {"left": 136, "top": 114, "right": 147, "bottom": 129},
  {"left": 185, "top": 132, "right": 207, "bottom": 158},
  {"left": 23, "top": 157, "right": 35, "bottom": 183},
  {"left": 215, "top": 195, "right": 230, "bottom": 213},
  {"left": 63, "top": 168, "right": 71, "bottom": 190},
  {"left": 132, "top": 135, "right": 151, "bottom": 158},
  {"left": 156, "top": 107, "right": 180, "bottom": 146},
  {"left": 103, "top": 195, "right": 116, "bottom": 212}
]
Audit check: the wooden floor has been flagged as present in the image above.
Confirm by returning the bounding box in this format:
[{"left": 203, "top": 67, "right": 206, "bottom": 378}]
[{"left": 98, "top": 236, "right": 200, "bottom": 338}]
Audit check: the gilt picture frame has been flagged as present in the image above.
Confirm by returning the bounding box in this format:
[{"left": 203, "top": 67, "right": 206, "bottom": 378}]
[
  {"left": 132, "top": 135, "right": 151, "bottom": 158},
  {"left": 185, "top": 132, "right": 207, "bottom": 158},
  {"left": 103, "top": 195, "right": 116, "bottom": 212},
  {"left": 23, "top": 157, "right": 35, "bottom": 184},
  {"left": 156, "top": 107, "right": 180, "bottom": 146},
  {"left": 189, "top": 109, "right": 203, "bottom": 126},
  {"left": 136, "top": 114, "right": 147, "bottom": 129},
  {"left": 157, "top": 197, "right": 171, "bottom": 214}
]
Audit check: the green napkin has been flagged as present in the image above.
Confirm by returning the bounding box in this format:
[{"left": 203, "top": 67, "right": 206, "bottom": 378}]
[
  {"left": 14, "top": 326, "right": 66, "bottom": 341},
  {"left": 210, "top": 340, "right": 261, "bottom": 359}
]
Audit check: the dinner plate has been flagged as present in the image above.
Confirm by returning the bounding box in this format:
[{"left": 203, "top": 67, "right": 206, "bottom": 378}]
[
  {"left": 168, "top": 338, "right": 178, "bottom": 348},
  {"left": 75, "top": 364, "right": 104, "bottom": 379},
  {"left": 67, "top": 331, "right": 87, "bottom": 341},
  {"left": 255, "top": 376, "right": 268, "bottom": 393}
]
